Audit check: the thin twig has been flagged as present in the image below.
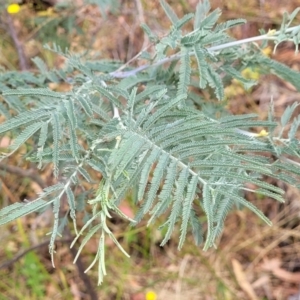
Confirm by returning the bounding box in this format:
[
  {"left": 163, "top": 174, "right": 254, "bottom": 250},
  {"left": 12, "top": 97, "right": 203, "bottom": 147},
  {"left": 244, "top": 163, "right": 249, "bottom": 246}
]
[
  {"left": 113, "top": 3, "right": 153, "bottom": 73},
  {"left": 0, "top": 238, "right": 72, "bottom": 270},
  {"left": 0, "top": 232, "right": 98, "bottom": 299},
  {"left": 0, "top": 163, "right": 47, "bottom": 189},
  {"left": 134, "top": 0, "right": 149, "bottom": 48},
  {"left": 5, "top": 12, "right": 29, "bottom": 71},
  {"left": 134, "top": 0, "right": 146, "bottom": 26},
  {"left": 114, "top": 42, "right": 153, "bottom": 74}
]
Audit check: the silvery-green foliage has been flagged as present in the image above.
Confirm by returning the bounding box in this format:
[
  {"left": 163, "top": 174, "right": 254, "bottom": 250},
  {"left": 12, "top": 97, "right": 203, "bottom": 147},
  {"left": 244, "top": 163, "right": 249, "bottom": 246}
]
[{"left": 1, "top": 0, "right": 300, "bottom": 284}]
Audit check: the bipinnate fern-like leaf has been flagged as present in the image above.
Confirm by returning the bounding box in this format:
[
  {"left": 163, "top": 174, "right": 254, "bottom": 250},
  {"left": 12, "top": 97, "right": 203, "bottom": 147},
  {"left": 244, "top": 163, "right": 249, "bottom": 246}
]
[
  {"left": 0, "top": 199, "right": 50, "bottom": 226},
  {"left": 148, "top": 159, "right": 178, "bottom": 224},
  {"left": 51, "top": 112, "right": 61, "bottom": 178},
  {"left": 99, "top": 91, "right": 290, "bottom": 253},
  {"left": 159, "top": 0, "right": 179, "bottom": 25},
  {"left": 194, "top": 0, "right": 211, "bottom": 30},
  {"left": 179, "top": 174, "right": 198, "bottom": 249},
  {"left": 177, "top": 47, "right": 191, "bottom": 98},
  {"left": 160, "top": 166, "right": 189, "bottom": 247},
  {"left": 9, "top": 122, "right": 43, "bottom": 153},
  {"left": 194, "top": 45, "right": 209, "bottom": 89},
  {"left": 0, "top": 109, "right": 50, "bottom": 134},
  {"left": 37, "top": 122, "right": 49, "bottom": 168},
  {"left": 198, "top": 8, "right": 222, "bottom": 31},
  {"left": 257, "top": 55, "right": 300, "bottom": 91},
  {"left": 49, "top": 197, "right": 61, "bottom": 266},
  {"left": 215, "top": 19, "right": 246, "bottom": 32}
]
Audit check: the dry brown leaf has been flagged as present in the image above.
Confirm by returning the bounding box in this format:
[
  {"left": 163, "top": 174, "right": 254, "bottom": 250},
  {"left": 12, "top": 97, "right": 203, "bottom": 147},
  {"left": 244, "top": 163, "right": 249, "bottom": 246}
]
[
  {"left": 30, "top": 181, "right": 43, "bottom": 194},
  {"left": 261, "top": 258, "right": 300, "bottom": 283},
  {"left": 131, "top": 293, "right": 144, "bottom": 300},
  {"left": 232, "top": 259, "right": 259, "bottom": 300},
  {"left": 260, "top": 257, "right": 281, "bottom": 271},
  {"left": 252, "top": 275, "right": 269, "bottom": 288},
  {"left": 273, "top": 268, "right": 300, "bottom": 283}
]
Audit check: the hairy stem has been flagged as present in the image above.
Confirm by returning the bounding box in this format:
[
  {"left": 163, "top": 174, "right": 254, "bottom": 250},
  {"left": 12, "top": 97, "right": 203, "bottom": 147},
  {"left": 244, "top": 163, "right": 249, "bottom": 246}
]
[{"left": 110, "top": 25, "right": 299, "bottom": 79}]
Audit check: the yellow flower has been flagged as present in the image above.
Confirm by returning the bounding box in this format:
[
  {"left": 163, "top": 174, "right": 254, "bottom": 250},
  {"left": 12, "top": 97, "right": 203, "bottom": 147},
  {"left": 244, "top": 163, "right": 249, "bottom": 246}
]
[
  {"left": 257, "top": 129, "right": 269, "bottom": 137},
  {"left": 241, "top": 67, "right": 260, "bottom": 81},
  {"left": 7, "top": 3, "right": 20, "bottom": 14},
  {"left": 267, "top": 29, "right": 276, "bottom": 36},
  {"left": 146, "top": 290, "right": 157, "bottom": 300},
  {"left": 262, "top": 46, "right": 272, "bottom": 57}
]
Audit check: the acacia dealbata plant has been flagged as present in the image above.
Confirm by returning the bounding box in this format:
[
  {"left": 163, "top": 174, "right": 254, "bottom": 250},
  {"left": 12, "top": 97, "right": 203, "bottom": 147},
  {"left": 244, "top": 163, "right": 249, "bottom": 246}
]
[{"left": 1, "top": 0, "right": 300, "bottom": 284}]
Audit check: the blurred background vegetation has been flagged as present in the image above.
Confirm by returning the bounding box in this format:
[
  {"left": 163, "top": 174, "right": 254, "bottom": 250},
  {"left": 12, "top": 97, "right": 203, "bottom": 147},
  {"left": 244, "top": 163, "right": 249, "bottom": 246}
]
[{"left": 1, "top": 0, "right": 300, "bottom": 299}]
